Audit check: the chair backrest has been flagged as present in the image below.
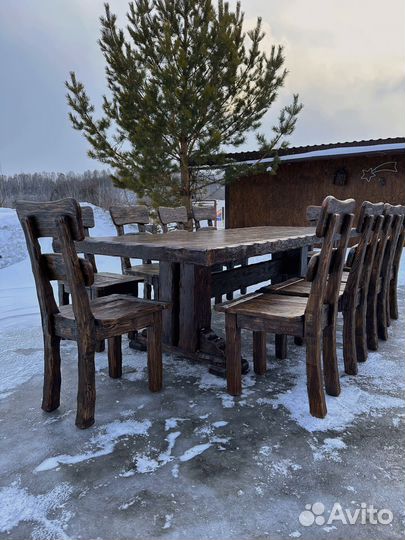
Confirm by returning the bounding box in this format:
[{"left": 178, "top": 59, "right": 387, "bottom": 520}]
[
  {"left": 16, "top": 198, "right": 95, "bottom": 330},
  {"left": 109, "top": 205, "right": 151, "bottom": 272},
  {"left": 192, "top": 203, "right": 217, "bottom": 230},
  {"left": 158, "top": 206, "right": 189, "bottom": 233},
  {"left": 391, "top": 206, "right": 405, "bottom": 283},
  {"left": 79, "top": 206, "right": 98, "bottom": 272},
  {"left": 381, "top": 204, "right": 405, "bottom": 286},
  {"left": 53, "top": 205, "right": 98, "bottom": 272},
  {"left": 306, "top": 205, "right": 321, "bottom": 226},
  {"left": 81, "top": 206, "right": 95, "bottom": 229},
  {"left": 343, "top": 201, "right": 385, "bottom": 304},
  {"left": 305, "top": 196, "right": 356, "bottom": 319}
]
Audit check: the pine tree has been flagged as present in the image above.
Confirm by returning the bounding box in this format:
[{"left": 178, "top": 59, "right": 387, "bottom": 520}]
[{"left": 66, "top": 0, "right": 302, "bottom": 221}]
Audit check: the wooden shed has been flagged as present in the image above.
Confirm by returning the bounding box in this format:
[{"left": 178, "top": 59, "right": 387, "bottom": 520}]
[{"left": 225, "top": 138, "right": 405, "bottom": 228}]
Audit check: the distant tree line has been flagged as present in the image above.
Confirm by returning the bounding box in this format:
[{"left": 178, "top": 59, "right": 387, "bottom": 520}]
[{"left": 0, "top": 170, "right": 136, "bottom": 209}]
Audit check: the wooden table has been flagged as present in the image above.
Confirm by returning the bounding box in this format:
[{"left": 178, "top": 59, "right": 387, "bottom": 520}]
[{"left": 78, "top": 226, "right": 318, "bottom": 370}]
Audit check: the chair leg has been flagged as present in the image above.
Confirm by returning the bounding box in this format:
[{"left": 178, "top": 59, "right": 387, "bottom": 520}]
[
  {"left": 389, "top": 276, "right": 399, "bottom": 320},
  {"left": 240, "top": 258, "right": 248, "bottom": 295},
  {"left": 377, "top": 290, "right": 388, "bottom": 341},
  {"left": 342, "top": 307, "right": 358, "bottom": 375},
  {"left": 322, "top": 307, "right": 340, "bottom": 396},
  {"left": 225, "top": 313, "right": 241, "bottom": 396},
  {"left": 58, "top": 283, "right": 69, "bottom": 306},
  {"left": 42, "top": 333, "right": 61, "bottom": 412},
  {"left": 355, "top": 300, "right": 368, "bottom": 363},
  {"left": 386, "top": 287, "right": 392, "bottom": 328},
  {"left": 253, "top": 331, "right": 267, "bottom": 375},
  {"left": 147, "top": 312, "right": 163, "bottom": 392},
  {"left": 108, "top": 336, "right": 122, "bottom": 378},
  {"left": 75, "top": 341, "right": 96, "bottom": 429},
  {"left": 152, "top": 276, "right": 160, "bottom": 300},
  {"left": 275, "top": 334, "right": 288, "bottom": 359},
  {"left": 294, "top": 336, "right": 304, "bottom": 346},
  {"left": 366, "top": 288, "right": 379, "bottom": 351},
  {"left": 305, "top": 333, "right": 327, "bottom": 418},
  {"left": 144, "top": 282, "right": 152, "bottom": 300},
  {"left": 226, "top": 262, "right": 234, "bottom": 300},
  {"left": 95, "top": 340, "right": 105, "bottom": 352}
]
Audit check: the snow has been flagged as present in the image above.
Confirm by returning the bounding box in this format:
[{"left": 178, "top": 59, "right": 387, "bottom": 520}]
[
  {"left": 178, "top": 443, "right": 212, "bottom": 462},
  {"left": 0, "top": 479, "right": 73, "bottom": 540},
  {"left": 0, "top": 203, "right": 140, "bottom": 331},
  {"left": 35, "top": 419, "right": 152, "bottom": 472},
  {"left": 0, "top": 207, "right": 28, "bottom": 269},
  {"left": 312, "top": 437, "right": 347, "bottom": 462},
  {"left": 270, "top": 357, "right": 404, "bottom": 433},
  {"left": 266, "top": 142, "right": 405, "bottom": 167},
  {"left": 162, "top": 513, "right": 174, "bottom": 529}
]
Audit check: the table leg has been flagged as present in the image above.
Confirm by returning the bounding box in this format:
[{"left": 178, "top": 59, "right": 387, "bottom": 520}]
[
  {"left": 178, "top": 263, "right": 211, "bottom": 352},
  {"left": 159, "top": 262, "right": 180, "bottom": 346},
  {"left": 272, "top": 246, "right": 309, "bottom": 281}
]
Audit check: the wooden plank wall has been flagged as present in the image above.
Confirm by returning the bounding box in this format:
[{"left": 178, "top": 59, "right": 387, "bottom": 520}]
[{"left": 227, "top": 152, "right": 405, "bottom": 228}]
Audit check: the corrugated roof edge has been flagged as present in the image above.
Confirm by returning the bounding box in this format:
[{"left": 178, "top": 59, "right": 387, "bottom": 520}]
[{"left": 220, "top": 137, "right": 405, "bottom": 163}]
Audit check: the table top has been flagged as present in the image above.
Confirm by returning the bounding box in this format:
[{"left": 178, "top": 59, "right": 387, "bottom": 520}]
[{"left": 77, "top": 225, "right": 318, "bottom": 266}]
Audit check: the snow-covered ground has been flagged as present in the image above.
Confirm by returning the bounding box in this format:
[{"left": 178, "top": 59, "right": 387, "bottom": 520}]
[
  {"left": 0, "top": 204, "right": 404, "bottom": 540},
  {"left": 0, "top": 204, "right": 138, "bottom": 330}
]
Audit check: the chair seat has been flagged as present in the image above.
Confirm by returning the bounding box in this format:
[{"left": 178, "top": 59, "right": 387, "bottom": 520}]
[
  {"left": 126, "top": 263, "right": 160, "bottom": 278},
  {"left": 62, "top": 272, "right": 142, "bottom": 296},
  {"left": 216, "top": 293, "right": 328, "bottom": 336},
  {"left": 264, "top": 278, "right": 347, "bottom": 298},
  {"left": 91, "top": 272, "right": 142, "bottom": 295},
  {"left": 54, "top": 294, "right": 166, "bottom": 340}
]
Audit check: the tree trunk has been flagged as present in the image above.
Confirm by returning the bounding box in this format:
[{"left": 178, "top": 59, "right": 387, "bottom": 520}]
[{"left": 179, "top": 141, "right": 193, "bottom": 231}]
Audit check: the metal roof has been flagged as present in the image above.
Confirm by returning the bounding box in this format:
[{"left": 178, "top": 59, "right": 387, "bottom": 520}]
[{"left": 222, "top": 137, "right": 405, "bottom": 166}]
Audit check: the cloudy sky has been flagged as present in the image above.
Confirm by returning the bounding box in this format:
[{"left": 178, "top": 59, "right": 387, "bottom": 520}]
[{"left": 0, "top": 0, "right": 404, "bottom": 175}]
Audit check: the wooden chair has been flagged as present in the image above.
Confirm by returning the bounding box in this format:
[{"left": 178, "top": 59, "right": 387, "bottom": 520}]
[
  {"left": 192, "top": 203, "right": 217, "bottom": 230},
  {"left": 306, "top": 205, "right": 322, "bottom": 227},
  {"left": 109, "top": 205, "right": 160, "bottom": 299},
  {"left": 17, "top": 199, "right": 166, "bottom": 429},
  {"left": 57, "top": 206, "right": 142, "bottom": 308},
  {"left": 388, "top": 210, "right": 405, "bottom": 321},
  {"left": 158, "top": 206, "right": 189, "bottom": 232},
  {"left": 216, "top": 196, "right": 356, "bottom": 418},
  {"left": 376, "top": 204, "right": 405, "bottom": 341},
  {"left": 264, "top": 201, "right": 385, "bottom": 375}
]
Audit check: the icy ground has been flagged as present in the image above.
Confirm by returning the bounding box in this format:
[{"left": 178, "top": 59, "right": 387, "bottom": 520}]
[{"left": 0, "top": 205, "right": 404, "bottom": 540}]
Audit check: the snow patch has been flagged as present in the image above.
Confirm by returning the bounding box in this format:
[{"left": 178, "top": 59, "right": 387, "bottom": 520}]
[
  {"left": 312, "top": 437, "right": 347, "bottom": 462},
  {"left": 271, "top": 351, "right": 405, "bottom": 433},
  {"left": 165, "top": 417, "right": 186, "bottom": 431},
  {"left": 179, "top": 443, "right": 212, "bottom": 462},
  {"left": 0, "top": 479, "right": 73, "bottom": 539},
  {"left": 162, "top": 513, "right": 173, "bottom": 529},
  {"left": 35, "top": 419, "right": 151, "bottom": 472}
]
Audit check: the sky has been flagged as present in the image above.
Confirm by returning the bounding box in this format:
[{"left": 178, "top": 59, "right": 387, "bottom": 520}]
[{"left": 0, "top": 0, "right": 404, "bottom": 175}]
